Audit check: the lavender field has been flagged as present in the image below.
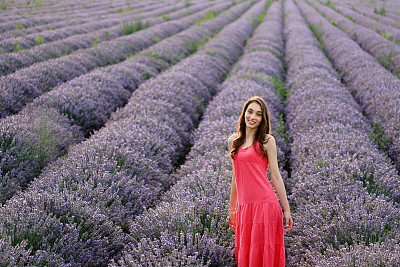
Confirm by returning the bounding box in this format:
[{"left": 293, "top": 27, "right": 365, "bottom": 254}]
[{"left": 0, "top": 0, "right": 399, "bottom": 265}]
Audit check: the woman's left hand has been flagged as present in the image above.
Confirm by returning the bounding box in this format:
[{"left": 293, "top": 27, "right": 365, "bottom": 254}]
[
  {"left": 283, "top": 211, "right": 293, "bottom": 232},
  {"left": 228, "top": 210, "right": 237, "bottom": 231}
]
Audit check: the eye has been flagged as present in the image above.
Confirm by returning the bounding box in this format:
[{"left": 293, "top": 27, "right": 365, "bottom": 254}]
[{"left": 257, "top": 113, "right": 262, "bottom": 117}]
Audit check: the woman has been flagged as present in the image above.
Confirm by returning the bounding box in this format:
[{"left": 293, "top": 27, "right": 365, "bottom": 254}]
[{"left": 228, "top": 96, "right": 293, "bottom": 266}]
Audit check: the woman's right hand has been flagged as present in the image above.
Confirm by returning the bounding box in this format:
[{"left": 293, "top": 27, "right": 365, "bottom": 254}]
[{"left": 228, "top": 209, "right": 237, "bottom": 231}]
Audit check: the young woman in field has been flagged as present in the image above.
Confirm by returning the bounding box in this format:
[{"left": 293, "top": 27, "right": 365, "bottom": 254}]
[{"left": 228, "top": 96, "right": 293, "bottom": 266}]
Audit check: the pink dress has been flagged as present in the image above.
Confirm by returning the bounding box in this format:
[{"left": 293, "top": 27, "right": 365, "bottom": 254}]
[{"left": 233, "top": 140, "right": 285, "bottom": 266}]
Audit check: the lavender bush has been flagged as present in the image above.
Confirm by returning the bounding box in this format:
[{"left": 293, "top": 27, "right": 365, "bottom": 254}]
[
  {"left": 0, "top": 2, "right": 187, "bottom": 75},
  {"left": 297, "top": 0, "right": 400, "bottom": 171},
  {"left": 0, "top": 1, "right": 256, "bottom": 264},
  {"left": 111, "top": 1, "right": 289, "bottom": 265},
  {"left": 0, "top": 1, "right": 164, "bottom": 40},
  {"left": 283, "top": 0, "right": 400, "bottom": 265},
  {"left": 0, "top": 0, "right": 158, "bottom": 33},
  {"left": 0, "top": 189, "right": 127, "bottom": 266},
  {"left": 0, "top": 2, "right": 171, "bottom": 53},
  {"left": 332, "top": 0, "right": 400, "bottom": 30},
  {"left": 0, "top": 107, "right": 83, "bottom": 203},
  {"left": 0, "top": 2, "right": 231, "bottom": 118},
  {"left": 327, "top": 1, "right": 400, "bottom": 43},
  {"left": 0, "top": 1, "right": 173, "bottom": 41},
  {"left": 0, "top": 1, "right": 235, "bottom": 203},
  {"left": 308, "top": 0, "right": 400, "bottom": 76}
]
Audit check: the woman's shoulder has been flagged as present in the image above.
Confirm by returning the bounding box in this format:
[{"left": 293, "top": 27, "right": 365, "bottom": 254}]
[
  {"left": 228, "top": 133, "right": 237, "bottom": 147},
  {"left": 262, "top": 134, "right": 276, "bottom": 148},
  {"left": 228, "top": 133, "right": 237, "bottom": 142}
]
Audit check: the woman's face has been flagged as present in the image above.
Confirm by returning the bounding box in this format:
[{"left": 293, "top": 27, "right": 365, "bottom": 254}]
[{"left": 244, "top": 102, "right": 262, "bottom": 130}]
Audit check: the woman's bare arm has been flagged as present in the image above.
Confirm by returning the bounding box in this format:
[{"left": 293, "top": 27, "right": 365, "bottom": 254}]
[
  {"left": 228, "top": 134, "right": 238, "bottom": 230},
  {"left": 264, "top": 135, "right": 293, "bottom": 232}
]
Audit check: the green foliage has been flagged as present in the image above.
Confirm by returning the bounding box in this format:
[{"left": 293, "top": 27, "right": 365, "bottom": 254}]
[
  {"left": 33, "top": 117, "right": 59, "bottom": 170},
  {"left": 122, "top": 20, "right": 144, "bottom": 35},
  {"left": 91, "top": 37, "right": 99, "bottom": 47},
  {"left": 277, "top": 114, "right": 288, "bottom": 144},
  {"left": 331, "top": 20, "right": 337, "bottom": 26},
  {"left": 377, "top": 49, "right": 393, "bottom": 69},
  {"left": 12, "top": 42, "right": 21, "bottom": 52},
  {"left": 155, "top": 36, "right": 162, "bottom": 42},
  {"left": 396, "top": 66, "right": 400, "bottom": 77},
  {"left": 344, "top": 14, "right": 355, "bottom": 22},
  {"left": 15, "top": 22, "right": 24, "bottom": 30},
  {"left": 375, "top": 17, "right": 380, "bottom": 22},
  {"left": 141, "top": 71, "right": 151, "bottom": 80},
  {"left": 195, "top": 9, "right": 216, "bottom": 25},
  {"left": 162, "top": 14, "right": 170, "bottom": 21},
  {"left": 35, "top": 35, "right": 44, "bottom": 45},
  {"left": 254, "top": 10, "right": 267, "bottom": 27},
  {"left": 369, "top": 122, "right": 391, "bottom": 155},
  {"left": 184, "top": 35, "right": 211, "bottom": 54},
  {"left": 268, "top": 75, "right": 287, "bottom": 100},
  {"left": 118, "top": 7, "right": 132, "bottom": 13},
  {"left": 265, "top": 0, "right": 272, "bottom": 9},
  {"left": 204, "top": 9, "right": 217, "bottom": 20},
  {"left": 382, "top": 31, "right": 392, "bottom": 40},
  {"left": 35, "top": 0, "right": 42, "bottom": 8},
  {"left": 374, "top": 7, "right": 386, "bottom": 15},
  {"left": 325, "top": 0, "right": 336, "bottom": 10},
  {"left": 26, "top": 0, "right": 30, "bottom": 5},
  {"left": 48, "top": 26, "right": 55, "bottom": 30},
  {"left": 308, "top": 23, "right": 325, "bottom": 51},
  {"left": 316, "top": 160, "right": 329, "bottom": 167},
  {"left": 1, "top": 0, "right": 7, "bottom": 10},
  {"left": 308, "top": 23, "right": 323, "bottom": 41},
  {"left": 243, "top": 36, "right": 249, "bottom": 47},
  {"left": 185, "top": 1, "right": 193, "bottom": 7},
  {"left": 104, "top": 31, "right": 110, "bottom": 40}
]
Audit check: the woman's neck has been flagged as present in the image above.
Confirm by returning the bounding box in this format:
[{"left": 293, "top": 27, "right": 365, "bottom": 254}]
[{"left": 245, "top": 127, "right": 257, "bottom": 141}]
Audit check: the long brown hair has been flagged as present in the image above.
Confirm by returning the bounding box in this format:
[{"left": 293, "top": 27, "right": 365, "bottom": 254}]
[{"left": 229, "top": 96, "right": 271, "bottom": 159}]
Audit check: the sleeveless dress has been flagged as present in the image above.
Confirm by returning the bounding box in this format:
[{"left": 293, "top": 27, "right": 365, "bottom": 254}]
[{"left": 232, "top": 140, "right": 285, "bottom": 266}]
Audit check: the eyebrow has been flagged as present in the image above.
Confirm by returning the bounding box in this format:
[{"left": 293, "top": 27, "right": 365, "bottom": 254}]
[{"left": 248, "top": 108, "right": 262, "bottom": 113}]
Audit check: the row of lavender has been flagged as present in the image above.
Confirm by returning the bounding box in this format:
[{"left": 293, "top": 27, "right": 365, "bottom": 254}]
[
  {"left": 0, "top": 1, "right": 228, "bottom": 118},
  {"left": 335, "top": 0, "right": 400, "bottom": 24},
  {"left": 0, "top": 0, "right": 156, "bottom": 39},
  {"left": 0, "top": 1, "right": 173, "bottom": 53},
  {"left": 0, "top": 1, "right": 232, "bottom": 203},
  {"left": 331, "top": 1, "right": 400, "bottom": 29},
  {"left": 330, "top": 0, "right": 400, "bottom": 38},
  {"left": 334, "top": 0, "right": 400, "bottom": 30},
  {"left": 297, "top": 0, "right": 400, "bottom": 171},
  {"left": 0, "top": 1, "right": 185, "bottom": 75},
  {"left": 111, "top": 1, "right": 287, "bottom": 265},
  {"left": 330, "top": 0, "right": 400, "bottom": 42},
  {"left": 0, "top": 2, "right": 257, "bottom": 265},
  {"left": 0, "top": 0, "right": 136, "bottom": 29},
  {"left": 284, "top": 0, "right": 400, "bottom": 265},
  {"left": 0, "top": 0, "right": 131, "bottom": 34},
  {"left": 308, "top": 0, "right": 400, "bottom": 76}
]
